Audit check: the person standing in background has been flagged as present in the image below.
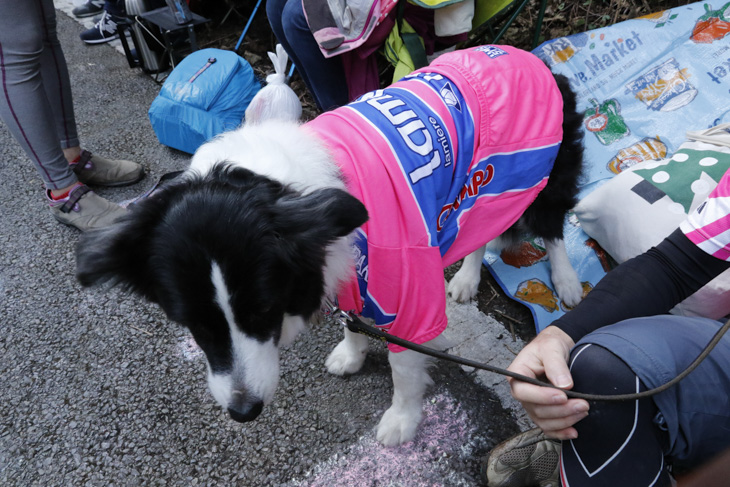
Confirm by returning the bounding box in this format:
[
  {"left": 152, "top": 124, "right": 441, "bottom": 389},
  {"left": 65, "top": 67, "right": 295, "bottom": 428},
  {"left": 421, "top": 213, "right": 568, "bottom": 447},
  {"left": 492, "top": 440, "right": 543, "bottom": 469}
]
[{"left": 0, "top": 0, "right": 145, "bottom": 231}]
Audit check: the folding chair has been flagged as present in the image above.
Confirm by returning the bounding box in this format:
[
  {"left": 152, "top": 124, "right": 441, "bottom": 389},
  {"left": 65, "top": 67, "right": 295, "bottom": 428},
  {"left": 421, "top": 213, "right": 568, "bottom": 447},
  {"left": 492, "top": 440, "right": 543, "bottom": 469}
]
[
  {"left": 230, "top": 0, "right": 298, "bottom": 80},
  {"left": 234, "top": 0, "right": 264, "bottom": 52},
  {"left": 465, "top": 0, "right": 548, "bottom": 49}
]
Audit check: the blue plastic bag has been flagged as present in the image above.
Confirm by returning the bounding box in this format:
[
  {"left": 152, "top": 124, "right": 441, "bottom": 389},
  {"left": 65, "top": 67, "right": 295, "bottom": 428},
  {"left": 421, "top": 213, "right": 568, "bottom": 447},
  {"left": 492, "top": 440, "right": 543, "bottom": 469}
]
[{"left": 148, "top": 48, "right": 261, "bottom": 154}]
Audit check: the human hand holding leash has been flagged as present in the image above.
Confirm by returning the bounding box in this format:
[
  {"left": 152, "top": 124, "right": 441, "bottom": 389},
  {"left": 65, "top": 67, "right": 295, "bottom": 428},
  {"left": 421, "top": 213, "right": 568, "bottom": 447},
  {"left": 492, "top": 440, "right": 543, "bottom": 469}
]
[{"left": 507, "top": 326, "right": 590, "bottom": 440}]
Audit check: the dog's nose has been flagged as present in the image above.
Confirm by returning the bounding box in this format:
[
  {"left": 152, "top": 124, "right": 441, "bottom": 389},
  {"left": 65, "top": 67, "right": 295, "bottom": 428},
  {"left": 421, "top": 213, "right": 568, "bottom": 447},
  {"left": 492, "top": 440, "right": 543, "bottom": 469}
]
[{"left": 227, "top": 400, "right": 263, "bottom": 423}]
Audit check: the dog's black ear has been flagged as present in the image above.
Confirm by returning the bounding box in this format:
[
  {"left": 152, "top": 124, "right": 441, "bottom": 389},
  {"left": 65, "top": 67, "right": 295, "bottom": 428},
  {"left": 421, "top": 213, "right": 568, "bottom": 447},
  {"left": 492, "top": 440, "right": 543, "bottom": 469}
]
[
  {"left": 274, "top": 187, "right": 368, "bottom": 241},
  {"left": 75, "top": 198, "right": 169, "bottom": 302},
  {"left": 269, "top": 187, "right": 367, "bottom": 316}
]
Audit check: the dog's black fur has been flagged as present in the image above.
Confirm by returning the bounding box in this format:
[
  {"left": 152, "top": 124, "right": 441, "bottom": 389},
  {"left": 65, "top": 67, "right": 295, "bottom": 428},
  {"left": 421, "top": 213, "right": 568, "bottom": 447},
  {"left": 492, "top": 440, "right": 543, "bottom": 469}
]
[
  {"left": 504, "top": 73, "right": 584, "bottom": 244},
  {"left": 75, "top": 64, "right": 584, "bottom": 445},
  {"left": 77, "top": 166, "right": 368, "bottom": 371}
]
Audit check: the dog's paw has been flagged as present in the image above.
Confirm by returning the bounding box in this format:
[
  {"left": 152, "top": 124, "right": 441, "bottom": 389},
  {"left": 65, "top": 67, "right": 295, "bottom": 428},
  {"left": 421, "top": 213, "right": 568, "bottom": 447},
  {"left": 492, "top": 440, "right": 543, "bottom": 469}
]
[
  {"left": 447, "top": 269, "right": 480, "bottom": 302},
  {"left": 552, "top": 268, "right": 584, "bottom": 308},
  {"left": 557, "top": 282, "right": 584, "bottom": 308},
  {"left": 375, "top": 405, "right": 422, "bottom": 446},
  {"left": 325, "top": 339, "right": 367, "bottom": 375}
]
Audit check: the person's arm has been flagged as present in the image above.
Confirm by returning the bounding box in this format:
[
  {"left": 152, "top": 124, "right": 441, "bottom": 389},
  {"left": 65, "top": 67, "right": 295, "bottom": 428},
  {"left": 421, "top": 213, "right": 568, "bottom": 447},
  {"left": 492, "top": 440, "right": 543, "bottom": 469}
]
[
  {"left": 554, "top": 228, "right": 730, "bottom": 341},
  {"left": 508, "top": 228, "right": 730, "bottom": 439}
]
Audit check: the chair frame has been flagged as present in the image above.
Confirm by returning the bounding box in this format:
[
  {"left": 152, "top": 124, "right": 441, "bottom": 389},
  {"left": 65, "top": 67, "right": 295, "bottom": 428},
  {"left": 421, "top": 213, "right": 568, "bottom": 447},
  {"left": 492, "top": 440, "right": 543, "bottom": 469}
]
[{"left": 465, "top": 0, "right": 548, "bottom": 50}]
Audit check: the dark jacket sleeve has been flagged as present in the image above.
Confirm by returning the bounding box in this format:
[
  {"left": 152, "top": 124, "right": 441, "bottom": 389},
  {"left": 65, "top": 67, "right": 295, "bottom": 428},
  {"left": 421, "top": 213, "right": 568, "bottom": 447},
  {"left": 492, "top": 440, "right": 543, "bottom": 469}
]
[{"left": 554, "top": 228, "right": 730, "bottom": 342}]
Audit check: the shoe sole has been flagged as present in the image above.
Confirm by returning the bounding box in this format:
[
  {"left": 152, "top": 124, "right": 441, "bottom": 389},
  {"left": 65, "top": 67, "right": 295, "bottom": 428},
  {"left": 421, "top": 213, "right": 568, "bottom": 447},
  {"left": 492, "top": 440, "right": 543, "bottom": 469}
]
[
  {"left": 50, "top": 209, "right": 125, "bottom": 232},
  {"left": 50, "top": 212, "right": 86, "bottom": 231},
  {"left": 82, "top": 34, "right": 120, "bottom": 44},
  {"left": 49, "top": 200, "right": 127, "bottom": 231},
  {"left": 82, "top": 170, "right": 146, "bottom": 188},
  {"left": 481, "top": 450, "right": 561, "bottom": 487},
  {"left": 480, "top": 429, "right": 561, "bottom": 487},
  {"left": 73, "top": 11, "right": 103, "bottom": 18}
]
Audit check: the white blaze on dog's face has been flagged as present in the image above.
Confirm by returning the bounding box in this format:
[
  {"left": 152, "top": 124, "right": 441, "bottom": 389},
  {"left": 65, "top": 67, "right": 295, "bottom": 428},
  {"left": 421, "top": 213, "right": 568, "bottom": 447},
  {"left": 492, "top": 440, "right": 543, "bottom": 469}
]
[
  {"left": 205, "top": 262, "right": 310, "bottom": 421},
  {"left": 74, "top": 163, "right": 368, "bottom": 425},
  {"left": 206, "top": 262, "right": 281, "bottom": 421}
]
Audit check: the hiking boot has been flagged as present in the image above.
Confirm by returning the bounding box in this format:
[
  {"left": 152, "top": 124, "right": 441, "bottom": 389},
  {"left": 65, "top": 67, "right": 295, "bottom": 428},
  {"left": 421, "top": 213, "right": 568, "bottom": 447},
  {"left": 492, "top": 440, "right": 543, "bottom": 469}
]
[
  {"left": 71, "top": 150, "right": 145, "bottom": 187},
  {"left": 80, "top": 11, "right": 125, "bottom": 44},
  {"left": 72, "top": 0, "right": 104, "bottom": 18},
  {"left": 48, "top": 184, "right": 126, "bottom": 231},
  {"left": 481, "top": 428, "right": 561, "bottom": 487}
]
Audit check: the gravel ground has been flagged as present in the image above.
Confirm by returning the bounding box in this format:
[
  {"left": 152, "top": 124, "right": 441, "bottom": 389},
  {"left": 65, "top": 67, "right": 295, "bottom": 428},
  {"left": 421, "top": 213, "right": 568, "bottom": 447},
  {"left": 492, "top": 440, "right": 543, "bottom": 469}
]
[{"left": 0, "top": 10, "right": 526, "bottom": 487}]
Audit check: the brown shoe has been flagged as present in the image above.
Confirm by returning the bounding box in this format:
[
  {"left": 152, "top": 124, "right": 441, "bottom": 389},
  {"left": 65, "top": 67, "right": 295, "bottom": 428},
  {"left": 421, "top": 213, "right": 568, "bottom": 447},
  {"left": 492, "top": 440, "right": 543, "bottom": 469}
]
[
  {"left": 48, "top": 183, "right": 126, "bottom": 231},
  {"left": 72, "top": 150, "right": 145, "bottom": 187},
  {"left": 481, "top": 428, "right": 561, "bottom": 487}
]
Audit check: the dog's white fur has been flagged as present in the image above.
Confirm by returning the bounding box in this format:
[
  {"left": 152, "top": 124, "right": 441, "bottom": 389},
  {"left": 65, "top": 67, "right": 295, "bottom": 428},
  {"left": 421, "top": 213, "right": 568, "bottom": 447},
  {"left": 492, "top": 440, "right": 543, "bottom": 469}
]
[
  {"left": 189, "top": 120, "right": 460, "bottom": 445},
  {"left": 187, "top": 115, "right": 581, "bottom": 446},
  {"left": 190, "top": 120, "right": 358, "bottom": 306},
  {"left": 208, "top": 262, "right": 281, "bottom": 407},
  {"left": 176, "top": 47, "right": 584, "bottom": 444},
  {"left": 449, "top": 239, "right": 583, "bottom": 307},
  {"left": 75, "top": 45, "right": 581, "bottom": 447}
]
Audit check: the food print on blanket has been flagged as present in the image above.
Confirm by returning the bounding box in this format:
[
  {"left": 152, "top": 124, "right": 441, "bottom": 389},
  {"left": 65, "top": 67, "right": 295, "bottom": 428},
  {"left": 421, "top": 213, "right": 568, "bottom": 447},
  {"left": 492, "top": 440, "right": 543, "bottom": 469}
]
[{"left": 484, "top": 1, "right": 730, "bottom": 332}]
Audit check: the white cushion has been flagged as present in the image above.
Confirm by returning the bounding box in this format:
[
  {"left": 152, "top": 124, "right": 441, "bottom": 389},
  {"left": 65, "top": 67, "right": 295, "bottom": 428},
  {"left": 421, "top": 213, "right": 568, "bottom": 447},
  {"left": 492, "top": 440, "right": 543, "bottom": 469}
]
[{"left": 575, "top": 139, "right": 730, "bottom": 319}]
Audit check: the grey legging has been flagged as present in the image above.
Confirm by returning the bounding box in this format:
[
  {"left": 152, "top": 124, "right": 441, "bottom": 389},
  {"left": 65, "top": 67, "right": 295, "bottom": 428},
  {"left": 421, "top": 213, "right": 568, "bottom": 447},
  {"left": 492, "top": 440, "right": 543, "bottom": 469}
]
[{"left": 0, "top": 0, "right": 79, "bottom": 190}]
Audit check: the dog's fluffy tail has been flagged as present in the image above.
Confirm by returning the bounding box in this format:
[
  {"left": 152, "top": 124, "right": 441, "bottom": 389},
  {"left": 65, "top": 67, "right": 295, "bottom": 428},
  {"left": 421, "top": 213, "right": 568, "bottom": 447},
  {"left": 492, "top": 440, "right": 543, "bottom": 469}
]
[{"left": 244, "top": 44, "right": 303, "bottom": 124}]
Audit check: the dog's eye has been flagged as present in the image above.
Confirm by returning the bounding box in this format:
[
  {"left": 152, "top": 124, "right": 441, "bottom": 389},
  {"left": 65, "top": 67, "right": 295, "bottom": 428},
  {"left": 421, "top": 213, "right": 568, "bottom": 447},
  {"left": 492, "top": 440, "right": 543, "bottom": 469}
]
[
  {"left": 247, "top": 302, "right": 274, "bottom": 318},
  {"left": 272, "top": 231, "right": 282, "bottom": 240}
]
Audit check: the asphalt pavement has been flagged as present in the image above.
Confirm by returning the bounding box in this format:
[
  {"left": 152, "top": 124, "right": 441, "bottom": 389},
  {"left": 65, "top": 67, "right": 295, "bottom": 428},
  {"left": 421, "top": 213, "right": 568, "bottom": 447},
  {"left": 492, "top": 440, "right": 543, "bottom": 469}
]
[{"left": 0, "top": 5, "right": 532, "bottom": 486}]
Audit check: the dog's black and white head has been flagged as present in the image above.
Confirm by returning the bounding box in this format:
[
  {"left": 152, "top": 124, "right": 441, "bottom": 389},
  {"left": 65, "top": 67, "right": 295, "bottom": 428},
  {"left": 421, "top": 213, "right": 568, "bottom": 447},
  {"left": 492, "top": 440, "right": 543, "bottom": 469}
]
[{"left": 76, "top": 162, "right": 367, "bottom": 422}]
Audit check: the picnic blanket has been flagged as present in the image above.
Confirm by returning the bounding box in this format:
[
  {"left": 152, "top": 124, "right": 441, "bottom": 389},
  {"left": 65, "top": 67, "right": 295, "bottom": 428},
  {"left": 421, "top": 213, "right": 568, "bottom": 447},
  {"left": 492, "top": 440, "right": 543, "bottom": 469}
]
[{"left": 485, "top": 1, "right": 730, "bottom": 332}]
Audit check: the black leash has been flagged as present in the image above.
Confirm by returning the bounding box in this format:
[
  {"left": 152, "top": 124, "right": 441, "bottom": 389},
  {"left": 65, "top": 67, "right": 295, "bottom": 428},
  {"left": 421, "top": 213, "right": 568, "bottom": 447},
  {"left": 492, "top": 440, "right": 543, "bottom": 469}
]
[{"left": 323, "top": 300, "right": 730, "bottom": 402}]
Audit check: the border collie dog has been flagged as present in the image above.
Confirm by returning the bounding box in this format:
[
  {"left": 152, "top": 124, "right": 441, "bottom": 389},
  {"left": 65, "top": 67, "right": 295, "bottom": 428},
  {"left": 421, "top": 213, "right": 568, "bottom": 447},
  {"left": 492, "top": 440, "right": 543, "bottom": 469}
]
[{"left": 76, "top": 45, "right": 584, "bottom": 446}]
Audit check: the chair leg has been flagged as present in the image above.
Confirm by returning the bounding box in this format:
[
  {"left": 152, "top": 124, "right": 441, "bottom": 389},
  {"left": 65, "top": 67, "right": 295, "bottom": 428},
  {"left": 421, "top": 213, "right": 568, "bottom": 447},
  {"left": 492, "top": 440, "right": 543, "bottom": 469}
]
[
  {"left": 117, "top": 23, "right": 140, "bottom": 69},
  {"left": 466, "top": 0, "right": 549, "bottom": 50},
  {"left": 219, "top": 2, "right": 243, "bottom": 26},
  {"left": 492, "top": 0, "right": 532, "bottom": 44},
  {"left": 532, "top": 0, "right": 549, "bottom": 49},
  {"left": 234, "top": 0, "right": 264, "bottom": 52}
]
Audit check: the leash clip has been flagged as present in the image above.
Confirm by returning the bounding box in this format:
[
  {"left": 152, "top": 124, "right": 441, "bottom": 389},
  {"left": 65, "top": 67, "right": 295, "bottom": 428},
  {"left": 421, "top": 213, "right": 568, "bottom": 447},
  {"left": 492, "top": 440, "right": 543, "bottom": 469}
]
[
  {"left": 322, "top": 298, "right": 353, "bottom": 328},
  {"left": 322, "top": 298, "right": 390, "bottom": 343}
]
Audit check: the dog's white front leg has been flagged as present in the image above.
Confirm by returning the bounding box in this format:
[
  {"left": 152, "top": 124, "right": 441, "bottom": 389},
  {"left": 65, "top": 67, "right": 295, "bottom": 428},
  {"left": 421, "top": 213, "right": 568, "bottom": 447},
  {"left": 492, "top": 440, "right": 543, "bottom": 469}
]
[
  {"left": 447, "top": 245, "right": 486, "bottom": 302},
  {"left": 325, "top": 327, "right": 369, "bottom": 375},
  {"left": 376, "top": 348, "right": 433, "bottom": 446},
  {"left": 545, "top": 238, "right": 583, "bottom": 307}
]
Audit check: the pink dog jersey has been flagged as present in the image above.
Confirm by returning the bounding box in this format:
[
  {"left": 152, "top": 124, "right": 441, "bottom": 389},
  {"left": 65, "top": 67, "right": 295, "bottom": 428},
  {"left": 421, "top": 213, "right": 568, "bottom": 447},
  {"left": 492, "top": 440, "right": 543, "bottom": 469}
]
[
  {"left": 681, "top": 167, "right": 730, "bottom": 261},
  {"left": 305, "top": 46, "right": 564, "bottom": 351}
]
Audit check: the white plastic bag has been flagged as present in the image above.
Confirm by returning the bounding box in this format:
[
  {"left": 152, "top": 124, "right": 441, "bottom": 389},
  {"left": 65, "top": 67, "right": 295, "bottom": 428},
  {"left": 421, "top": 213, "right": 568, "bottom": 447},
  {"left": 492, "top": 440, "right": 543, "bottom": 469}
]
[{"left": 244, "top": 45, "right": 302, "bottom": 124}]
